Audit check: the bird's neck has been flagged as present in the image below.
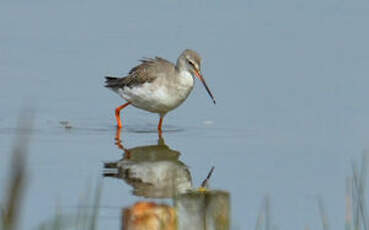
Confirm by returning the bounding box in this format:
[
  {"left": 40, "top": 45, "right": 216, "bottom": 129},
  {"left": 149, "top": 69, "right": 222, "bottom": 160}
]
[
  {"left": 175, "top": 55, "right": 188, "bottom": 73},
  {"left": 177, "top": 70, "right": 194, "bottom": 88},
  {"left": 175, "top": 57, "right": 194, "bottom": 86}
]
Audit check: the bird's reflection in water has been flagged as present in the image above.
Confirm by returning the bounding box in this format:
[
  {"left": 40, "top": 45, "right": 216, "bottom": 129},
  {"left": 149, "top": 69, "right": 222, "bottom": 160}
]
[
  {"left": 104, "top": 128, "right": 230, "bottom": 230},
  {"left": 104, "top": 128, "right": 192, "bottom": 198}
]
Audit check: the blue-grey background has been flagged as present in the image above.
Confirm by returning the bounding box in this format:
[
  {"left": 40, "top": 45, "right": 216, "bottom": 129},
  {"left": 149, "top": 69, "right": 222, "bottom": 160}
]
[{"left": 1, "top": 0, "right": 369, "bottom": 229}]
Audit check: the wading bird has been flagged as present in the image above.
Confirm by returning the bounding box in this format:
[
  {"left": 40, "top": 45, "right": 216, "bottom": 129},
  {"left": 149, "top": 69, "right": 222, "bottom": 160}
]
[{"left": 105, "top": 49, "right": 215, "bottom": 135}]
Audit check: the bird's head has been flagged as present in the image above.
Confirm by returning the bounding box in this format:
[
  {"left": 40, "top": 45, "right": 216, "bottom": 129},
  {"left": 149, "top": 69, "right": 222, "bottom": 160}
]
[{"left": 177, "top": 49, "right": 216, "bottom": 104}]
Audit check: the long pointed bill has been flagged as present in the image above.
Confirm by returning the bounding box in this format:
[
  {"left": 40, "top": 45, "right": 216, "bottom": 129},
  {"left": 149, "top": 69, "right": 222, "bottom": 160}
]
[{"left": 194, "top": 71, "right": 216, "bottom": 104}]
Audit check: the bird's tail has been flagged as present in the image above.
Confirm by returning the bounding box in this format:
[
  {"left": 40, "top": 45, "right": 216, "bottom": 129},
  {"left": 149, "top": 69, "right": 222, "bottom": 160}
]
[{"left": 104, "top": 76, "right": 119, "bottom": 88}]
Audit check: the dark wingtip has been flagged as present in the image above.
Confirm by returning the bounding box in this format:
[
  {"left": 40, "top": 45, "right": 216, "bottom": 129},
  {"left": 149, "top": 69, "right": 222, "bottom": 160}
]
[
  {"left": 105, "top": 76, "right": 116, "bottom": 80},
  {"left": 104, "top": 76, "right": 118, "bottom": 88}
]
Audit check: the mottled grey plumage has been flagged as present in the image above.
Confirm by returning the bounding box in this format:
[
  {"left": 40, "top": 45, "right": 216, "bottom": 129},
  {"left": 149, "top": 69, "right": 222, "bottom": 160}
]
[
  {"left": 104, "top": 49, "right": 202, "bottom": 90},
  {"left": 105, "top": 57, "right": 175, "bottom": 89}
]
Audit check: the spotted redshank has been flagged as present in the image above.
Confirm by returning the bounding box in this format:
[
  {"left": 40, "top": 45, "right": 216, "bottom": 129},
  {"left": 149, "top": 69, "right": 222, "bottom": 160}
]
[{"left": 105, "top": 49, "right": 215, "bottom": 135}]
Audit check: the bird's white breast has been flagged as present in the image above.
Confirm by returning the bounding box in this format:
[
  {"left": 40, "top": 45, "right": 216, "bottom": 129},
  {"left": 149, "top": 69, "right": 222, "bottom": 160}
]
[
  {"left": 118, "top": 71, "right": 194, "bottom": 114},
  {"left": 178, "top": 70, "right": 194, "bottom": 88}
]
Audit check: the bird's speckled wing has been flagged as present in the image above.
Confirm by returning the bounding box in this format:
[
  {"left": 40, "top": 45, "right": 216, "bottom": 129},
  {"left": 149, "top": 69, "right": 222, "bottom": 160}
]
[{"left": 105, "top": 57, "right": 175, "bottom": 89}]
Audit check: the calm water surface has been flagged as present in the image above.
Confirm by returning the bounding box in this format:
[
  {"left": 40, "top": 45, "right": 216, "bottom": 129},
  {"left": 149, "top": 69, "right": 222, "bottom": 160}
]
[{"left": 1, "top": 0, "right": 369, "bottom": 229}]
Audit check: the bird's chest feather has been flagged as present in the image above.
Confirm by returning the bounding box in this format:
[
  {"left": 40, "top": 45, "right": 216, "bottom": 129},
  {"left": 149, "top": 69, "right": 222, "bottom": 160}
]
[
  {"left": 120, "top": 72, "right": 194, "bottom": 113},
  {"left": 174, "top": 71, "right": 194, "bottom": 97}
]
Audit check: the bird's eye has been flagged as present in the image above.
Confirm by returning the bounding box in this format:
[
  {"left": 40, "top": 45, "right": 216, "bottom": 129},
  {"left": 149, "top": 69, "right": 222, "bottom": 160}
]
[{"left": 188, "top": 60, "right": 195, "bottom": 68}]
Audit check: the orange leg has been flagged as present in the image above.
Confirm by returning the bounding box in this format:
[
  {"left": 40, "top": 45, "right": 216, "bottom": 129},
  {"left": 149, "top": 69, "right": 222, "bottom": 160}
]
[
  {"left": 114, "top": 127, "right": 131, "bottom": 159},
  {"left": 114, "top": 127, "right": 124, "bottom": 150},
  {"left": 115, "top": 102, "right": 131, "bottom": 128},
  {"left": 158, "top": 117, "right": 164, "bottom": 137}
]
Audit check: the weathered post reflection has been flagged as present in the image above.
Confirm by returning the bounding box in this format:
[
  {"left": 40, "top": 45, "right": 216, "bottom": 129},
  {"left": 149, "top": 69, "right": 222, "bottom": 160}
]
[{"left": 175, "top": 191, "right": 230, "bottom": 230}]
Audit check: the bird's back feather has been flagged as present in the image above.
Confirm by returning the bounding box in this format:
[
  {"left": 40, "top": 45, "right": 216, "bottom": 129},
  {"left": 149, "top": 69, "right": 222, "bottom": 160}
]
[{"left": 104, "top": 57, "right": 175, "bottom": 89}]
